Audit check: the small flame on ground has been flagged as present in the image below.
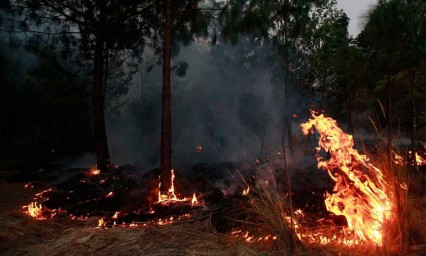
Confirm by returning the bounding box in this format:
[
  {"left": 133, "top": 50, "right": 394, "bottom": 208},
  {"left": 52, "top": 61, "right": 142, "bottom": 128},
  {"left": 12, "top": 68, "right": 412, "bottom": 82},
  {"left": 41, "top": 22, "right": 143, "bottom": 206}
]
[
  {"left": 242, "top": 186, "right": 250, "bottom": 196},
  {"left": 232, "top": 229, "right": 277, "bottom": 243},
  {"left": 191, "top": 193, "right": 198, "bottom": 206},
  {"left": 112, "top": 211, "right": 120, "bottom": 219},
  {"left": 158, "top": 169, "right": 181, "bottom": 203},
  {"left": 392, "top": 151, "right": 426, "bottom": 166},
  {"left": 157, "top": 169, "right": 201, "bottom": 206},
  {"left": 89, "top": 167, "right": 100, "bottom": 176},
  {"left": 97, "top": 218, "right": 105, "bottom": 228},
  {"left": 392, "top": 151, "right": 405, "bottom": 165},
  {"left": 35, "top": 188, "right": 52, "bottom": 198},
  {"left": 23, "top": 202, "right": 45, "bottom": 220},
  {"left": 414, "top": 152, "right": 426, "bottom": 166}
]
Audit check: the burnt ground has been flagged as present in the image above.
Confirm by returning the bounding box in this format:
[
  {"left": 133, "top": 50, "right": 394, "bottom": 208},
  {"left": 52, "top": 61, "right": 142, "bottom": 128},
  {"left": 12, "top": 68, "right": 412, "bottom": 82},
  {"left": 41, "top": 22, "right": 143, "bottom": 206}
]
[
  {"left": 0, "top": 158, "right": 255, "bottom": 256},
  {"left": 1, "top": 157, "right": 425, "bottom": 256}
]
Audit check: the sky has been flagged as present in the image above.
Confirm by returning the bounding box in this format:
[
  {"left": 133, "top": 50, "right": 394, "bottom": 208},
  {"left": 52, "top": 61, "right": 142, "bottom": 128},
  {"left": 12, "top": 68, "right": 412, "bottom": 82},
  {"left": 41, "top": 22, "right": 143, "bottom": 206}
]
[{"left": 336, "top": 0, "right": 377, "bottom": 37}]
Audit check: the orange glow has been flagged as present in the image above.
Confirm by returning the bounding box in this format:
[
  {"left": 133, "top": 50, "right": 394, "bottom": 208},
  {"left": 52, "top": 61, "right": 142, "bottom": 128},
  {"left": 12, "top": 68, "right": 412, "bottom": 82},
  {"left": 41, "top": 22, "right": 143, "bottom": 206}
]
[
  {"left": 415, "top": 152, "right": 426, "bottom": 166},
  {"left": 23, "top": 202, "right": 46, "bottom": 220},
  {"left": 24, "top": 183, "right": 34, "bottom": 188},
  {"left": 392, "top": 151, "right": 426, "bottom": 166},
  {"left": 231, "top": 229, "right": 277, "bottom": 244},
  {"left": 191, "top": 193, "right": 198, "bottom": 206},
  {"left": 158, "top": 169, "right": 184, "bottom": 203},
  {"left": 392, "top": 151, "right": 405, "bottom": 165},
  {"left": 301, "top": 110, "right": 393, "bottom": 246},
  {"left": 112, "top": 211, "right": 120, "bottom": 219},
  {"left": 35, "top": 188, "right": 52, "bottom": 198},
  {"left": 242, "top": 186, "right": 250, "bottom": 196},
  {"left": 97, "top": 218, "right": 105, "bottom": 228},
  {"left": 157, "top": 169, "right": 201, "bottom": 207},
  {"left": 89, "top": 167, "right": 100, "bottom": 176}
]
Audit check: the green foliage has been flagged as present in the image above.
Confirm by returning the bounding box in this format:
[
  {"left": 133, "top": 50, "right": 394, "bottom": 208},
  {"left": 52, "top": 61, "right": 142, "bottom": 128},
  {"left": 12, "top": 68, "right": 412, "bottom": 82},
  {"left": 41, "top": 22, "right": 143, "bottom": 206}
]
[{"left": 355, "top": 0, "right": 426, "bottom": 136}]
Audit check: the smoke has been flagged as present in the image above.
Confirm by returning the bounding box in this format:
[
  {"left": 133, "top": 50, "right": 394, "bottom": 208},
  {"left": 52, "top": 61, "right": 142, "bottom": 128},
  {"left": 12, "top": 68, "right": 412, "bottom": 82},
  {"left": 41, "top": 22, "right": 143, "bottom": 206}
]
[{"left": 104, "top": 38, "right": 313, "bottom": 172}]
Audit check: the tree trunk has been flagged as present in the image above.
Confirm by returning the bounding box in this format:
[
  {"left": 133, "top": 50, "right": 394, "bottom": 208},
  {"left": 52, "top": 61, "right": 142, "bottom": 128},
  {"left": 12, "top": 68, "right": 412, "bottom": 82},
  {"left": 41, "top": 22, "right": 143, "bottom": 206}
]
[
  {"left": 160, "top": 0, "right": 173, "bottom": 195},
  {"left": 104, "top": 45, "right": 109, "bottom": 109},
  {"left": 410, "top": 72, "right": 416, "bottom": 162},
  {"left": 93, "top": 33, "right": 111, "bottom": 172},
  {"left": 347, "top": 94, "right": 354, "bottom": 135},
  {"left": 283, "top": 16, "right": 293, "bottom": 153}
]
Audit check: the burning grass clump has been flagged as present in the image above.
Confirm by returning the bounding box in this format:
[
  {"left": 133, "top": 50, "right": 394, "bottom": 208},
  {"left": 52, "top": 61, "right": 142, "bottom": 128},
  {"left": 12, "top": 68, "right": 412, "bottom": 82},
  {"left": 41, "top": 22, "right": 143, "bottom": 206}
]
[
  {"left": 370, "top": 144, "right": 426, "bottom": 255},
  {"left": 228, "top": 166, "right": 306, "bottom": 255},
  {"left": 228, "top": 110, "right": 426, "bottom": 255}
]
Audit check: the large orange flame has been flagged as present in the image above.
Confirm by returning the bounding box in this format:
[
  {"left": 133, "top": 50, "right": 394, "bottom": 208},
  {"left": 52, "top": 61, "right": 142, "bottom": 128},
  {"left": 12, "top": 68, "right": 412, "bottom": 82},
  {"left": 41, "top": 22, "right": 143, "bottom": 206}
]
[{"left": 301, "top": 110, "right": 393, "bottom": 246}]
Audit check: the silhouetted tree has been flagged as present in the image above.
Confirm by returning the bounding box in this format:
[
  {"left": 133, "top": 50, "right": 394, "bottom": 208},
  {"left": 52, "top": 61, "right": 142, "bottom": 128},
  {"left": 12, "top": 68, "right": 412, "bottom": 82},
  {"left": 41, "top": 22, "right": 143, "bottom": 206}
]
[{"left": 5, "top": 0, "right": 163, "bottom": 171}]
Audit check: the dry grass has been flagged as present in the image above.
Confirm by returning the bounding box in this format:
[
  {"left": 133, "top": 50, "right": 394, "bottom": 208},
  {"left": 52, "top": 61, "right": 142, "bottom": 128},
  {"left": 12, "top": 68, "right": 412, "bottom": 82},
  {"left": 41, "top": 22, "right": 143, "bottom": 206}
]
[
  {"left": 236, "top": 141, "right": 426, "bottom": 256},
  {"left": 235, "top": 166, "right": 309, "bottom": 255},
  {"left": 368, "top": 141, "right": 426, "bottom": 255},
  {"left": 0, "top": 178, "right": 265, "bottom": 256}
]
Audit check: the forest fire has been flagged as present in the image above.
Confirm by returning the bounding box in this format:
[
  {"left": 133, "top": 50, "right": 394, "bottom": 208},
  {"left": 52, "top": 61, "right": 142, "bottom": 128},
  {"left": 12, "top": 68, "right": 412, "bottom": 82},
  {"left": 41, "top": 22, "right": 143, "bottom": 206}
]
[
  {"left": 22, "top": 168, "right": 203, "bottom": 228},
  {"left": 301, "top": 110, "right": 393, "bottom": 246}
]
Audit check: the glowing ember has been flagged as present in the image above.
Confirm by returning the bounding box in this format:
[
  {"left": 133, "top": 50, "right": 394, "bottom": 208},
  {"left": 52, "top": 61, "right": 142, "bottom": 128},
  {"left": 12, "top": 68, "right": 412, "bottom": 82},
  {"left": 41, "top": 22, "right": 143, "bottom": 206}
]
[
  {"left": 89, "top": 167, "right": 100, "bottom": 176},
  {"left": 231, "top": 229, "right": 277, "bottom": 244},
  {"left": 392, "top": 151, "right": 405, "bottom": 165},
  {"left": 301, "top": 110, "right": 393, "bottom": 246},
  {"left": 35, "top": 188, "right": 52, "bottom": 198},
  {"left": 24, "top": 183, "right": 34, "bottom": 188}
]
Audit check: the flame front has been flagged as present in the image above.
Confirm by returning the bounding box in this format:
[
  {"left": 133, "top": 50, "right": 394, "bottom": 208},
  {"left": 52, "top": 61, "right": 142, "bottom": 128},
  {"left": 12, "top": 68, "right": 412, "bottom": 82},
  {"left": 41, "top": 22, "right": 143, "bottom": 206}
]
[{"left": 301, "top": 110, "right": 393, "bottom": 246}]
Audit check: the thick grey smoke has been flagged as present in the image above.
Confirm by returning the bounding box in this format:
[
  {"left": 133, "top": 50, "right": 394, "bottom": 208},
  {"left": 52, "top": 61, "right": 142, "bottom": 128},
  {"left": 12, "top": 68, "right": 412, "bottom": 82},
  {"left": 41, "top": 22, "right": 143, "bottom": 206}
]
[{"left": 102, "top": 39, "right": 312, "bottom": 172}]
